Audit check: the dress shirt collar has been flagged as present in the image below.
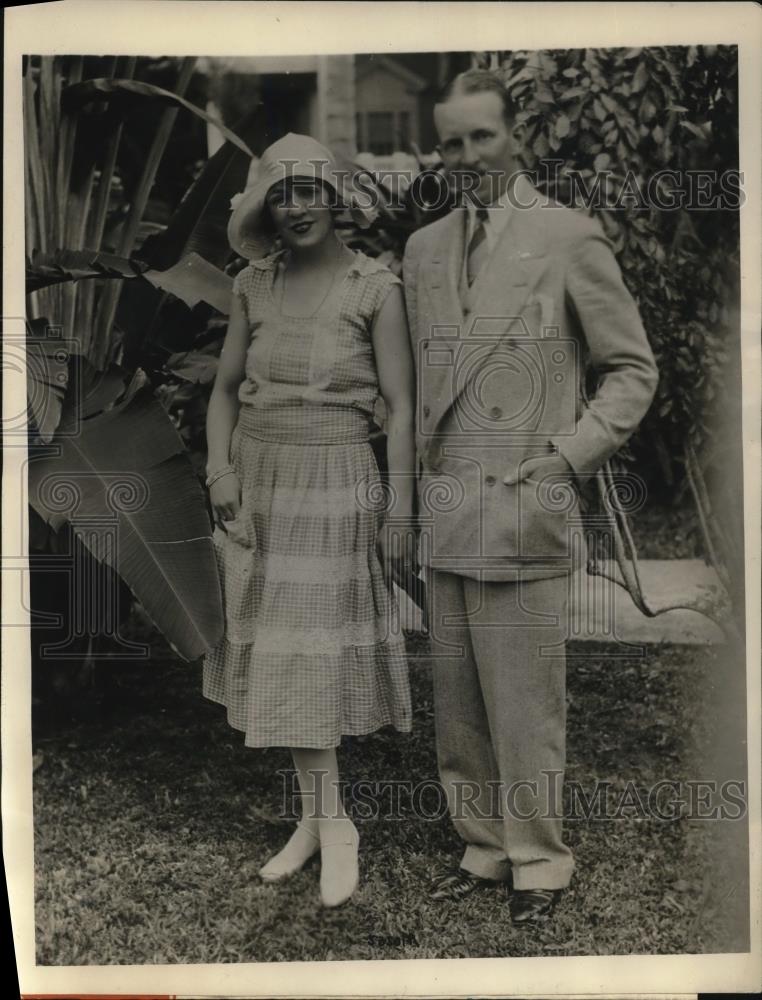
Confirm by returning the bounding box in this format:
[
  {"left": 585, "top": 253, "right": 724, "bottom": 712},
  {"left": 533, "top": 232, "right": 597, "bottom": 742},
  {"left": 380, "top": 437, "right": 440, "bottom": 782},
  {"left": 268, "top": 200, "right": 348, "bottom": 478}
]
[{"left": 465, "top": 185, "right": 515, "bottom": 248}]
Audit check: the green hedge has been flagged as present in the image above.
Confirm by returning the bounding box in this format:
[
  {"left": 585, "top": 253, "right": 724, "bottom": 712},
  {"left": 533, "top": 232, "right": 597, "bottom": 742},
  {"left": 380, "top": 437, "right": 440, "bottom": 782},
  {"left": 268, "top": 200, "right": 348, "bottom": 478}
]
[{"left": 484, "top": 46, "right": 741, "bottom": 477}]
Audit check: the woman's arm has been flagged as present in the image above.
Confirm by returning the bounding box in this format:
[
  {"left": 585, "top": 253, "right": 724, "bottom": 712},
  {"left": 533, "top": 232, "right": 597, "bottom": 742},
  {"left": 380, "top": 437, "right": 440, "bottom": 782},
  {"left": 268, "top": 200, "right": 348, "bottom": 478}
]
[
  {"left": 206, "top": 289, "right": 249, "bottom": 525},
  {"left": 371, "top": 282, "right": 417, "bottom": 584}
]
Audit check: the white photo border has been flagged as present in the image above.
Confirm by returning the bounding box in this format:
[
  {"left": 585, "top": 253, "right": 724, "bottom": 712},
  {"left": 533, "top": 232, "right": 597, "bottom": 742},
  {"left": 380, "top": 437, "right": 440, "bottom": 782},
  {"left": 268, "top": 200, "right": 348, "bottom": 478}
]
[{"left": 3, "top": 1, "right": 761, "bottom": 996}]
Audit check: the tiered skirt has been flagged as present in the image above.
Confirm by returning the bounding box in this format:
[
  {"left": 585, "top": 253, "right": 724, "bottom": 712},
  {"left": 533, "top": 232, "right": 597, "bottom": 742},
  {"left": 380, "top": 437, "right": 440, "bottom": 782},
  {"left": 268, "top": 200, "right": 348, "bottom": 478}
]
[{"left": 202, "top": 405, "right": 412, "bottom": 749}]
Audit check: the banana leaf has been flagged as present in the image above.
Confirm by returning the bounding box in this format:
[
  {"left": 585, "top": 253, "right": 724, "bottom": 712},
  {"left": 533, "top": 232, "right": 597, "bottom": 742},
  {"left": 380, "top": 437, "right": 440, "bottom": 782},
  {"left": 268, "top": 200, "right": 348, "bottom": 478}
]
[
  {"left": 26, "top": 248, "right": 150, "bottom": 292},
  {"left": 77, "top": 363, "right": 132, "bottom": 419},
  {"left": 136, "top": 106, "right": 270, "bottom": 272},
  {"left": 90, "top": 59, "right": 199, "bottom": 369},
  {"left": 75, "top": 57, "right": 137, "bottom": 362},
  {"left": 25, "top": 57, "right": 226, "bottom": 662},
  {"left": 27, "top": 246, "right": 232, "bottom": 315},
  {"left": 28, "top": 382, "right": 223, "bottom": 661},
  {"left": 142, "top": 252, "right": 233, "bottom": 314},
  {"left": 25, "top": 56, "right": 147, "bottom": 373},
  {"left": 61, "top": 78, "right": 254, "bottom": 158},
  {"left": 165, "top": 350, "right": 219, "bottom": 385},
  {"left": 26, "top": 320, "right": 147, "bottom": 442},
  {"left": 115, "top": 107, "right": 270, "bottom": 366},
  {"left": 114, "top": 109, "right": 269, "bottom": 367},
  {"left": 115, "top": 283, "right": 221, "bottom": 374}
]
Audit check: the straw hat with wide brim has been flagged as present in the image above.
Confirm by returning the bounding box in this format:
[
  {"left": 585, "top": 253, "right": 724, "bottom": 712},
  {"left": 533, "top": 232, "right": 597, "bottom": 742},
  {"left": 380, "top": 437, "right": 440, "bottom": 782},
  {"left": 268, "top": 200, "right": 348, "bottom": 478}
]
[{"left": 227, "top": 133, "right": 377, "bottom": 260}]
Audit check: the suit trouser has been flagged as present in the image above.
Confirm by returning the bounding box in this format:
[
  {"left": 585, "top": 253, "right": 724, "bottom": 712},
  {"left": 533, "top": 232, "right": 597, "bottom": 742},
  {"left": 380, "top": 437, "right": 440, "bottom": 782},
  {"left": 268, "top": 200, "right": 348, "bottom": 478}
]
[{"left": 428, "top": 568, "right": 574, "bottom": 890}]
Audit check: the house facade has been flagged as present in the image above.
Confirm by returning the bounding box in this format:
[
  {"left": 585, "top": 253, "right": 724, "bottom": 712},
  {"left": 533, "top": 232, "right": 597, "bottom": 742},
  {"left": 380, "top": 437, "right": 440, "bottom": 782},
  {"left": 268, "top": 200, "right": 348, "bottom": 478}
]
[{"left": 199, "top": 52, "right": 471, "bottom": 166}]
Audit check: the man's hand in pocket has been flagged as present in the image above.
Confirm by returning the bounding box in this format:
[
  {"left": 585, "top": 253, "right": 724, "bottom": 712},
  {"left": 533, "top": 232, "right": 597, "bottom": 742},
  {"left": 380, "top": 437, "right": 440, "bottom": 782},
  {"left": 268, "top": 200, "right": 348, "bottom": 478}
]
[{"left": 503, "top": 452, "right": 573, "bottom": 486}]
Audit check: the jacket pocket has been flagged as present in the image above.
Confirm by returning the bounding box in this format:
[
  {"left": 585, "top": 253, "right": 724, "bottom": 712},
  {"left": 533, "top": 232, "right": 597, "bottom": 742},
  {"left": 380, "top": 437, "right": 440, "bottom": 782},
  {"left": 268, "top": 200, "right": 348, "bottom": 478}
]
[{"left": 516, "top": 474, "right": 580, "bottom": 561}]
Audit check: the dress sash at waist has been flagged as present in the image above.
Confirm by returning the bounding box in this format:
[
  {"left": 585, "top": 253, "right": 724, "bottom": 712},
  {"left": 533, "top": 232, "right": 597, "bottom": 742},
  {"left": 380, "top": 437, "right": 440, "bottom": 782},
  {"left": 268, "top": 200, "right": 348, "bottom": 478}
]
[{"left": 236, "top": 403, "right": 370, "bottom": 445}]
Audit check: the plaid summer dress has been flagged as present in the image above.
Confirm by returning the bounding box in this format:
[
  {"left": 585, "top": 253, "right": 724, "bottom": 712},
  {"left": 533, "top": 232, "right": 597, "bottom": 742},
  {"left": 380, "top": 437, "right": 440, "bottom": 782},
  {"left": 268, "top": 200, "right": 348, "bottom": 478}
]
[{"left": 202, "top": 249, "right": 413, "bottom": 749}]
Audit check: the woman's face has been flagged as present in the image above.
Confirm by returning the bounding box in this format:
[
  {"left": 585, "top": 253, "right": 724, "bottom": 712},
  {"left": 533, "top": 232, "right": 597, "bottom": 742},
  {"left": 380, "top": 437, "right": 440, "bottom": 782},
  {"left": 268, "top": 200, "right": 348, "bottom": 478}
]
[{"left": 264, "top": 178, "right": 336, "bottom": 251}]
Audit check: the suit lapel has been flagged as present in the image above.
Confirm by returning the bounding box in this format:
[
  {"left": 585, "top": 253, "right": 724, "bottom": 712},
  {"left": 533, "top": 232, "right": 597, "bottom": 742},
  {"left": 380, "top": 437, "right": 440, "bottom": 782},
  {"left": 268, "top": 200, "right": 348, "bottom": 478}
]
[
  {"left": 421, "top": 208, "right": 466, "bottom": 331},
  {"left": 425, "top": 192, "right": 549, "bottom": 438},
  {"left": 416, "top": 210, "right": 467, "bottom": 433}
]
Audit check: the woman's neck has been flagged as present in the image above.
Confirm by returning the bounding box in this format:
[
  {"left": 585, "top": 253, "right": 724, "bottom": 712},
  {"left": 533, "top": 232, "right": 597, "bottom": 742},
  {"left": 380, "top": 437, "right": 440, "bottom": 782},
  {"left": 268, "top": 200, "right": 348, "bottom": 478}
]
[{"left": 285, "top": 234, "right": 349, "bottom": 271}]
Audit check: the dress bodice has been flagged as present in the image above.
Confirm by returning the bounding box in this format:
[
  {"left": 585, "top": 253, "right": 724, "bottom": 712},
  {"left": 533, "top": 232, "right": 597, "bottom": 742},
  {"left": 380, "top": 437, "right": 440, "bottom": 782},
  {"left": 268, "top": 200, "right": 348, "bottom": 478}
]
[{"left": 233, "top": 249, "right": 401, "bottom": 424}]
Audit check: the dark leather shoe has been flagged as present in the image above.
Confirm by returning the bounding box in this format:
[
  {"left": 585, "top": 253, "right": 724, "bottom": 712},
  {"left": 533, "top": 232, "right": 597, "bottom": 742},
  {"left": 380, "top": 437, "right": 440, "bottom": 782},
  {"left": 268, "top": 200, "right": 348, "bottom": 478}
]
[
  {"left": 509, "top": 888, "right": 563, "bottom": 924},
  {"left": 431, "top": 867, "right": 496, "bottom": 901}
]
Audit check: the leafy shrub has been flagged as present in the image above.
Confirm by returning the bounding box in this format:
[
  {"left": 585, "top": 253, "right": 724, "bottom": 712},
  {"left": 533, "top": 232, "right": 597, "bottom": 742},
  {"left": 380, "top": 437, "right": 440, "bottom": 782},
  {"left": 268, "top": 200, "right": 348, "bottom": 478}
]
[{"left": 489, "top": 47, "right": 741, "bottom": 468}]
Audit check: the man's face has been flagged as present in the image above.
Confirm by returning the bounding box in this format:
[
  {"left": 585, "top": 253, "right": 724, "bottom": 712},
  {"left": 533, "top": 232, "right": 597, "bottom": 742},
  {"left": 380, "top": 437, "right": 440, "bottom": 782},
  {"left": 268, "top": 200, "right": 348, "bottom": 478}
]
[{"left": 434, "top": 90, "right": 519, "bottom": 206}]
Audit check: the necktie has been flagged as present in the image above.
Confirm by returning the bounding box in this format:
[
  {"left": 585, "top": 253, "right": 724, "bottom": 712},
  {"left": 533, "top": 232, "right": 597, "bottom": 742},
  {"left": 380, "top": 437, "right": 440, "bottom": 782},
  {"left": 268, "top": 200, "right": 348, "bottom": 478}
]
[{"left": 466, "top": 207, "right": 489, "bottom": 286}]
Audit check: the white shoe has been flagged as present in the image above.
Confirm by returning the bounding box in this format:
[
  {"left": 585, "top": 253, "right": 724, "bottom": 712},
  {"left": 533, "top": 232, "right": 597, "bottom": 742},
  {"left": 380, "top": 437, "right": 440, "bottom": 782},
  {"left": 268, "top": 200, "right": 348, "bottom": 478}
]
[
  {"left": 319, "top": 819, "right": 360, "bottom": 907},
  {"left": 258, "top": 822, "right": 320, "bottom": 883}
]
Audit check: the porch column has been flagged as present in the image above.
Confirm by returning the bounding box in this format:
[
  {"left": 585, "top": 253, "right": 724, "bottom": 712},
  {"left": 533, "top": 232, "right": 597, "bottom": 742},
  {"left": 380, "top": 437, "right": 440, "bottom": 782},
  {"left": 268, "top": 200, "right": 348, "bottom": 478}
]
[{"left": 315, "top": 55, "right": 357, "bottom": 158}]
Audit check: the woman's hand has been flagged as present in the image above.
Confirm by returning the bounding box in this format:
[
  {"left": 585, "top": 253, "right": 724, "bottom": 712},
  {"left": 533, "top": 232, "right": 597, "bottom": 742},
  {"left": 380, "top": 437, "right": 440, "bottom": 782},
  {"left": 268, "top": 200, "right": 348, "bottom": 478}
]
[
  {"left": 209, "top": 471, "right": 241, "bottom": 531},
  {"left": 377, "top": 524, "right": 419, "bottom": 591}
]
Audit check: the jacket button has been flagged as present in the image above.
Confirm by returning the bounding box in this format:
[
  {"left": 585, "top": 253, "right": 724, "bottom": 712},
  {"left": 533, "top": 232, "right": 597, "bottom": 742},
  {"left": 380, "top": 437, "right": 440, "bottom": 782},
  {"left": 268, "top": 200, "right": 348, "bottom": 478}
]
[
  {"left": 490, "top": 406, "right": 502, "bottom": 419},
  {"left": 485, "top": 474, "right": 496, "bottom": 487},
  {"left": 423, "top": 405, "right": 431, "bottom": 417}
]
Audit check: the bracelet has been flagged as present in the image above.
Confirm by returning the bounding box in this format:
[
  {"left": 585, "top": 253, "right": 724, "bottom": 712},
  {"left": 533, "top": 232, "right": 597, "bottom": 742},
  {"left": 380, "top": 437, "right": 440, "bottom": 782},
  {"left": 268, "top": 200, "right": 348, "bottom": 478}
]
[{"left": 205, "top": 465, "right": 236, "bottom": 488}]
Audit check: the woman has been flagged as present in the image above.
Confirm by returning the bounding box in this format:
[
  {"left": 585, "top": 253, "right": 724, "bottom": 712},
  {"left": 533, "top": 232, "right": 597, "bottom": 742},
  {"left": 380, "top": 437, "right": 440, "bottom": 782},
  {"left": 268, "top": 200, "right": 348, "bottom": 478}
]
[{"left": 203, "top": 133, "right": 416, "bottom": 908}]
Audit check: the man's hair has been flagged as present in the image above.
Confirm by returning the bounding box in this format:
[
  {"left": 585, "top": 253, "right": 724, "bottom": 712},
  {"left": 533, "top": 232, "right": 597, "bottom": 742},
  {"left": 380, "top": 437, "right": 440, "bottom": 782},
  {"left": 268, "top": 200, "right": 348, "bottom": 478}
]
[{"left": 436, "top": 69, "right": 517, "bottom": 126}]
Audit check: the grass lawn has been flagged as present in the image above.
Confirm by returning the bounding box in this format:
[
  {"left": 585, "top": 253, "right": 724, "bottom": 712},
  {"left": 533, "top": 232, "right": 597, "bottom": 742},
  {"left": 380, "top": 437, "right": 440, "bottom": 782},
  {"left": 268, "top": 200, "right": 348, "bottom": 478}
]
[{"left": 32, "top": 623, "right": 749, "bottom": 966}]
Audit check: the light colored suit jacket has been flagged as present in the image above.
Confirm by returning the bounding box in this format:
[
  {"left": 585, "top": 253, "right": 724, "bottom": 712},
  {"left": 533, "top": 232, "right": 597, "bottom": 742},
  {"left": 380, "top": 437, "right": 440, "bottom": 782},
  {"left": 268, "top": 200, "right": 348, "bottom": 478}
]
[{"left": 403, "top": 176, "right": 659, "bottom": 581}]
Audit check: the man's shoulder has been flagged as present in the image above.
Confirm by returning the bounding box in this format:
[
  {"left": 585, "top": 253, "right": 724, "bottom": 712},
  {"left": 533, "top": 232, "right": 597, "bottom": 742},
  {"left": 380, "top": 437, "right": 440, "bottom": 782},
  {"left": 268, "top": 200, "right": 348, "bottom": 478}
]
[
  {"left": 404, "top": 210, "right": 459, "bottom": 259},
  {"left": 533, "top": 193, "right": 604, "bottom": 244}
]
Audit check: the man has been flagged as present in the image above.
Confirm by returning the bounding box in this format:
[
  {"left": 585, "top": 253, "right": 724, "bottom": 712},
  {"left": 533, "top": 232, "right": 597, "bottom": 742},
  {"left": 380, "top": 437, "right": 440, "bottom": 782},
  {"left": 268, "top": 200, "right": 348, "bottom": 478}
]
[{"left": 403, "top": 70, "right": 658, "bottom": 924}]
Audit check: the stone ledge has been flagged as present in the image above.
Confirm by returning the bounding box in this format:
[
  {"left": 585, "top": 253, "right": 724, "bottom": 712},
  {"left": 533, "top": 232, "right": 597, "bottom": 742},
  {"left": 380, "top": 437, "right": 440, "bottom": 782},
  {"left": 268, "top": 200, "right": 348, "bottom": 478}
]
[{"left": 395, "top": 560, "right": 731, "bottom": 645}]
